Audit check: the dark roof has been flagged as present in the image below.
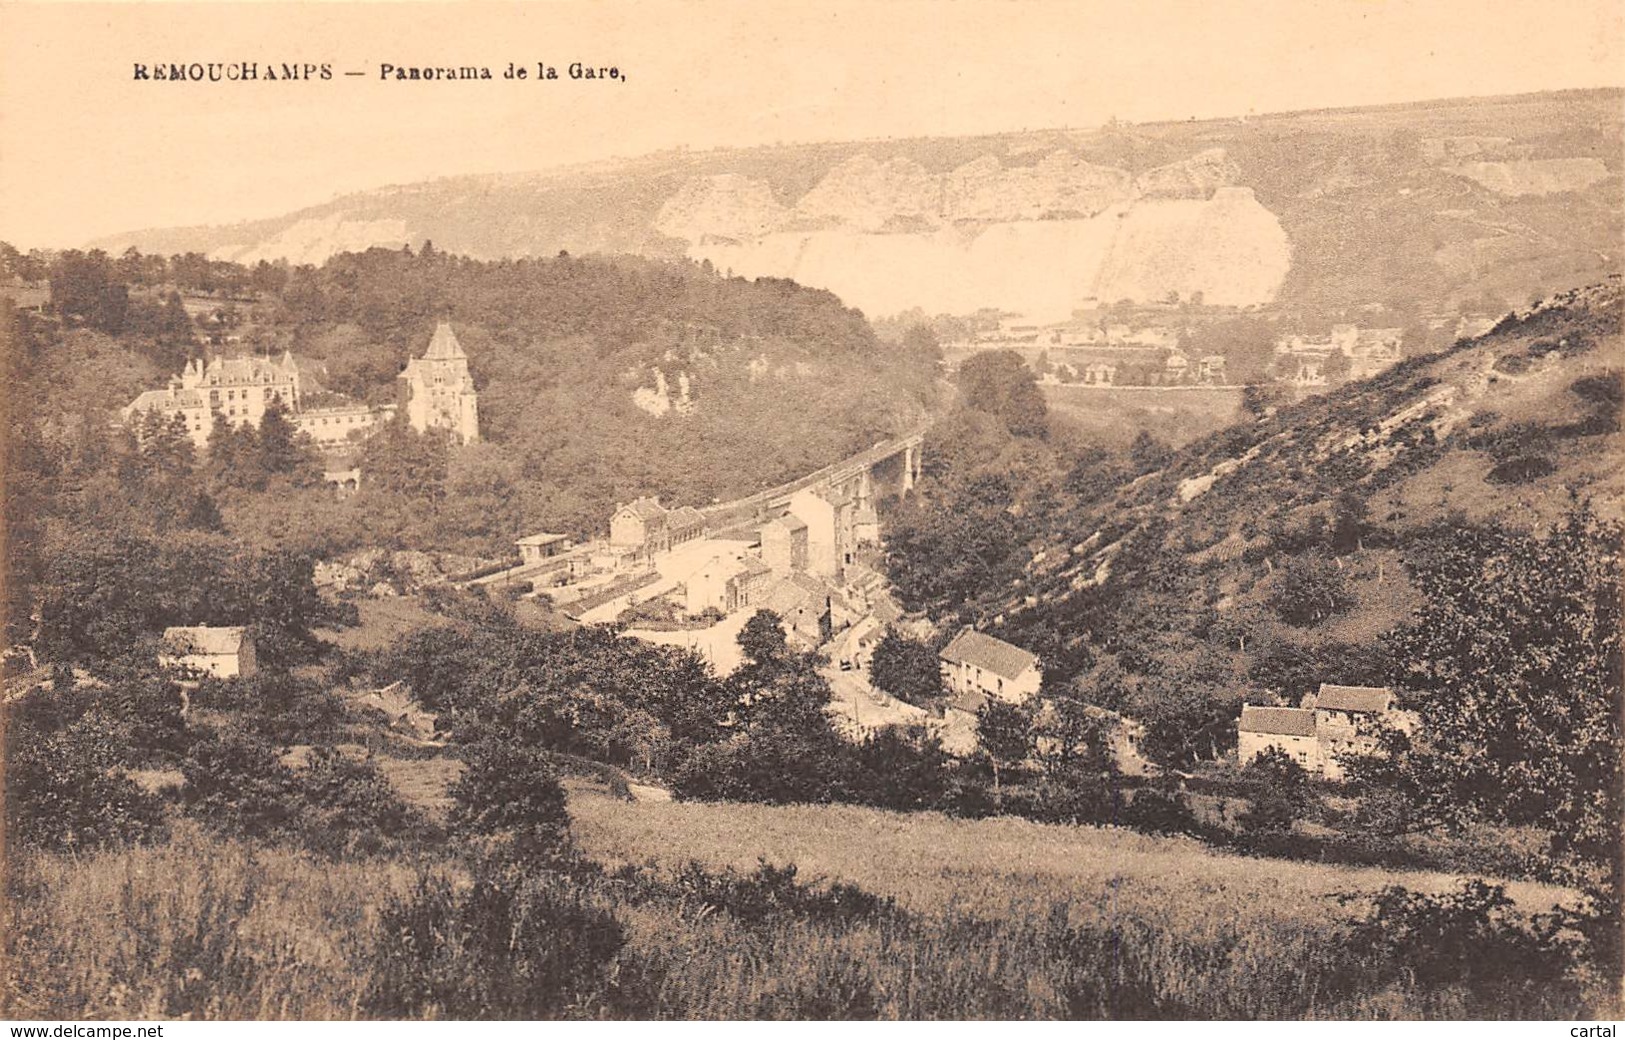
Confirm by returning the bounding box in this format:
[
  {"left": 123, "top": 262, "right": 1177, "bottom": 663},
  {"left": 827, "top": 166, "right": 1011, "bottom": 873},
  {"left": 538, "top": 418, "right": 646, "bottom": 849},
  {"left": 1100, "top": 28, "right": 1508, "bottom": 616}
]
[
  {"left": 948, "top": 688, "right": 988, "bottom": 715},
  {"left": 1239, "top": 705, "right": 1317, "bottom": 737},
  {"left": 737, "top": 557, "right": 773, "bottom": 579},
  {"left": 1316, "top": 684, "right": 1393, "bottom": 713},
  {"left": 939, "top": 629, "right": 1038, "bottom": 681},
  {"left": 870, "top": 592, "right": 903, "bottom": 625}
]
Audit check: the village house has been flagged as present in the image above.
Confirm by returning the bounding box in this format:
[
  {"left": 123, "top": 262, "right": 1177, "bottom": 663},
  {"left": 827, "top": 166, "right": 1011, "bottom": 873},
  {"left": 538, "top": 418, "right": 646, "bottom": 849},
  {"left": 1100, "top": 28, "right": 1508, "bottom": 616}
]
[
  {"left": 1239, "top": 684, "right": 1405, "bottom": 780},
  {"left": 939, "top": 628, "right": 1042, "bottom": 705},
  {"left": 609, "top": 497, "right": 706, "bottom": 558},
  {"left": 516, "top": 532, "right": 573, "bottom": 566},
  {"left": 761, "top": 575, "right": 833, "bottom": 648},
  {"left": 397, "top": 322, "right": 480, "bottom": 444},
  {"left": 760, "top": 514, "right": 809, "bottom": 575},
  {"left": 611, "top": 496, "right": 668, "bottom": 551},
  {"left": 160, "top": 626, "right": 257, "bottom": 680},
  {"left": 829, "top": 613, "right": 886, "bottom": 671},
  {"left": 788, "top": 486, "right": 856, "bottom": 582},
  {"left": 1237, "top": 705, "right": 1324, "bottom": 772},
  {"left": 683, "top": 554, "right": 773, "bottom": 615}
]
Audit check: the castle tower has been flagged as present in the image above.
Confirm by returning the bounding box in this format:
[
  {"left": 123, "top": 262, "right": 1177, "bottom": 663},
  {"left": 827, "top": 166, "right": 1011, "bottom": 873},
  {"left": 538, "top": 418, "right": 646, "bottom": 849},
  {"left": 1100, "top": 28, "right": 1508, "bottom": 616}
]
[{"left": 397, "top": 322, "right": 479, "bottom": 444}]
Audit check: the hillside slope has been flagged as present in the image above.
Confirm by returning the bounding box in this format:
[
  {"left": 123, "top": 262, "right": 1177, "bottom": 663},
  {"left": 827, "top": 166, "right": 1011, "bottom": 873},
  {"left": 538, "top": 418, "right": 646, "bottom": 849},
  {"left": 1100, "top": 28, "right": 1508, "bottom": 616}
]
[
  {"left": 973, "top": 279, "right": 1621, "bottom": 684},
  {"left": 90, "top": 89, "right": 1623, "bottom": 323}
]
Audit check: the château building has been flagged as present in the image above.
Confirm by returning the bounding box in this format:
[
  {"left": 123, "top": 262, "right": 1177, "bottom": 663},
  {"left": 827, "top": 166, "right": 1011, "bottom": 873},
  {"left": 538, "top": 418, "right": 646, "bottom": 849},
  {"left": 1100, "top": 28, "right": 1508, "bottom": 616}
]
[
  {"left": 122, "top": 321, "right": 483, "bottom": 452},
  {"left": 123, "top": 353, "right": 306, "bottom": 448},
  {"left": 397, "top": 322, "right": 480, "bottom": 444}
]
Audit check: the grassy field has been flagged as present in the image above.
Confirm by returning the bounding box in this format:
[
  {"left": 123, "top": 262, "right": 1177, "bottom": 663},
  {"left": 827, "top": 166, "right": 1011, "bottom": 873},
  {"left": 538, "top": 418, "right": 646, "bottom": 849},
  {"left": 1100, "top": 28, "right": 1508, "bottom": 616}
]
[
  {"left": 566, "top": 783, "right": 1573, "bottom": 919},
  {"left": 3, "top": 788, "right": 1608, "bottom": 1020}
]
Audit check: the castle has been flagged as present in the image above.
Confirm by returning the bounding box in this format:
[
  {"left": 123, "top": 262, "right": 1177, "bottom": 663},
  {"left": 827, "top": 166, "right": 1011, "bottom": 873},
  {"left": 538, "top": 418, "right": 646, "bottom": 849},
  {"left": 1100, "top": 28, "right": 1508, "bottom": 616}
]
[
  {"left": 397, "top": 323, "right": 479, "bottom": 444},
  {"left": 122, "top": 323, "right": 479, "bottom": 449}
]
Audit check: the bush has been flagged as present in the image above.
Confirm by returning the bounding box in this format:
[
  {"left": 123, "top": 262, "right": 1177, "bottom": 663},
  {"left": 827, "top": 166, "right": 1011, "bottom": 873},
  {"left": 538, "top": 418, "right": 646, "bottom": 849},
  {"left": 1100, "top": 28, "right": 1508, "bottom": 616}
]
[
  {"left": 1121, "top": 786, "right": 1198, "bottom": 836},
  {"left": 645, "top": 859, "right": 898, "bottom": 928},
  {"left": 295, "top": 746, "right": 423, "bottom": 857},
  {"left": 1237, "top": 747, "right": 1315, "bottom": 835},
  {"left": 448, "top": 736, "right": 570, "bottom": 851},
  {"left": 867, "top": 632, "right": 943, "bottom": 706},
  {"left": 1266, "top": 554, "right": 1356, "bottom": 626},
  {"left": 1485, "top": 454, "right": 1557, "bottom": 485},
  {"left": 1342, "top": 879, "right": 1581, "bottom": 1011},
  {"left": 364, "top": 865, "right": 625, "bottom": 1019},
  {"left": 180, "top": 729, "right": 302, "bottom": 838},
  {"left": 5, "top": 712, "right": 165, "bottom": 852}
]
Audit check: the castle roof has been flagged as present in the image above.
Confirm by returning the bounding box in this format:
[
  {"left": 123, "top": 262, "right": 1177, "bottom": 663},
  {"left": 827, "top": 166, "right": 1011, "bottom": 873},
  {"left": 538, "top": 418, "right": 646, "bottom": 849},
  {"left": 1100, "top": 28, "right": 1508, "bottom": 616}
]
[{"left": 425, "top": 322, "right": 466, "bottom": 360}]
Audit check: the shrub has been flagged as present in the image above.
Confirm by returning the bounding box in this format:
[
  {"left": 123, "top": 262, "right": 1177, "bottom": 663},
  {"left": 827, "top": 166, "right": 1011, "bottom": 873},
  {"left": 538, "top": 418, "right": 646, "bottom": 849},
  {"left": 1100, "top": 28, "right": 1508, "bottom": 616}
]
[
  {"left": 5, "top": 712, "right": 164, "bottom": 852},
  {"left": 1485, "top": 454, "right": 1557, "bottom": 485},
  {"left": 295, "top": 746, "right": 423, "bottom": 857},
  {"left": 180, "top": 729, "right": 303, "bottom": 838},
  {"left": 867, "top": 632, "right": 943, "bottom": 706},
  {"left": 364, "top": 865, "right": 625, "bottom": 1019},
  {"left": 1266, "top": 553, "right": 1355, "bottom": 626},
  {"left": 650, "top": 859, "right": 898, "bottom": 928},
  {"left": 844, "top": 724, "right": 953, "bottom": 811},
  {"left": 1238, "top": 746, "right": 1316, "bottom": 835},
  {"left": 1342, "top": 879, "right": 1580, "bottom": 1011},
  {"left": 448, "top": 736, "right": 570, "bottom": 851},
  {"left": 1121, "top": 786, "right": 1198, "bottom": 836}
]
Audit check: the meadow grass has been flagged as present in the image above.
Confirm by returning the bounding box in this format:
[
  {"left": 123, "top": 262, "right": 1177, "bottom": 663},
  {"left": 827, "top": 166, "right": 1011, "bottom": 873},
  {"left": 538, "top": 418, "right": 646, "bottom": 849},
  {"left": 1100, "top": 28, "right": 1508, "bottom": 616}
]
[
  {"left": 565, "top": 784, "right": 1574, "bottom": 920},
  {"left": 2, "top": 796, "right": 1609, "bottom": 1020}
]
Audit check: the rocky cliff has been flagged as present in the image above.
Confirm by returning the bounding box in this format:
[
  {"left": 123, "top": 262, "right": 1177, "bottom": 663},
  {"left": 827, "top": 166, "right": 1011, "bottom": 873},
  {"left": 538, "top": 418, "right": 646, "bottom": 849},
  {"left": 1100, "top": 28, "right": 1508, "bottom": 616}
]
[{"left": 88, "top": 88, "right": 1623, "bottom": 324}]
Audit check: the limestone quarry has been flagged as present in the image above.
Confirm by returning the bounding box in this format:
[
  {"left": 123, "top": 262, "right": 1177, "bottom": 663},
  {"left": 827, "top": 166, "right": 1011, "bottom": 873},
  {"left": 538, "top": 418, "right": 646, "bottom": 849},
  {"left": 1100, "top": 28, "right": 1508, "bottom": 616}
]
[{"left": 677, "top": 148, "right": 1290, "bottom": 319}]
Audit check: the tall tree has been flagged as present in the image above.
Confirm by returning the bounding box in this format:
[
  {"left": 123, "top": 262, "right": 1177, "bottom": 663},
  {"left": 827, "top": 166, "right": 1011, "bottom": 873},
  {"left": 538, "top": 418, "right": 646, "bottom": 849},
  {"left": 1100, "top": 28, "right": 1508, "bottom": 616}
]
[
  {"left": 957, "top": 350, "right": 1048, "bottom": 438},
  {"left": 1374, "top": 505, "right": 1621, "bottom": 872},
  {"left": 868, "top": 631, "right": 942, "bottom": 706},
  {"left": 977, "top": 699, "right": 1034, "bottom": 795}
]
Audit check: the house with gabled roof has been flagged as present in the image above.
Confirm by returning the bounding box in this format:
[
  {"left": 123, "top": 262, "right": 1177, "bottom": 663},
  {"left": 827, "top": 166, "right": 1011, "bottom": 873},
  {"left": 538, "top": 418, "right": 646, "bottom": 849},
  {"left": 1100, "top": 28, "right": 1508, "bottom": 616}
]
[
  {"left": 683, "top": 554, "right": 772, "bottom": 615},
  {"left": 1240, "top": 684, "right": 1407, "bottom": 780},
  {"left": 160, "top": 626, "right": 257, "bottom": 680},
  {"left": 1238, "top": 704, "right": 1323, "bottom": 773},
  {"left": 938, "top": 628, "right": 1041, "bottom": 705},
  {"left": 611, "top": 496, "right": 669, "bottom": 552},
  {"left": 761, "top": 514, "right": 809, "bottom": 575}
]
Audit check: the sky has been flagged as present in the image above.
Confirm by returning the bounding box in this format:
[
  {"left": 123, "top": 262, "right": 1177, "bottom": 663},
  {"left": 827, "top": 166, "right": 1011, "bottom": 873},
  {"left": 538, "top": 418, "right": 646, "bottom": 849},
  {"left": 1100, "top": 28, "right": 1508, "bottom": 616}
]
[{"left": 1, "top": 0, "right": 1621, "bottom": 249}]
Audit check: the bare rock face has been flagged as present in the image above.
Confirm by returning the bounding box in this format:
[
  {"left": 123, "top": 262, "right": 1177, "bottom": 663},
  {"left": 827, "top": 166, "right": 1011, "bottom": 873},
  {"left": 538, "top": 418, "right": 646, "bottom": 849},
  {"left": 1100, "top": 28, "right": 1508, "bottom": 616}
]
[
  {"left": 793, "top": 154, "right": 944, "bottom": 232},
  {"left": 213, "top": 215, "right": 409, "bottom": 265},
  {"left": 1134, "top": 147, "right": 1242, "bottom": 199},
  {"left": 1447, "top": 158, "right": 1612, "bottom": 196},
  {"left": 943, "top": 151, "right": 1134, "bottom": 221},
  {"left": 654, "top": 173, "right": 788, "bottom": 243}
]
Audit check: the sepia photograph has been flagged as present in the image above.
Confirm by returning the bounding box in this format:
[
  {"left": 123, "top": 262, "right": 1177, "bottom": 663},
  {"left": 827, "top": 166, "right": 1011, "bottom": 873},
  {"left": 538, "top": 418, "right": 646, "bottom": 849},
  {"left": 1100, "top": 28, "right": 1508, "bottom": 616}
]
[{"left": 0, "top": 0, "right": 1621, "bottom": 1023}]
